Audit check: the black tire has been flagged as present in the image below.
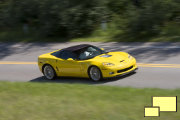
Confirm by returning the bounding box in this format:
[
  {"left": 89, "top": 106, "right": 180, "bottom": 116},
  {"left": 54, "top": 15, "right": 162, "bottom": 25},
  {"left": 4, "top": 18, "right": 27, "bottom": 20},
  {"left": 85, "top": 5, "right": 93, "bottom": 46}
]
[
  {"left": 88, "top": 66, "right": 102, "bottom": 81},
  {"left": 43, "top": 65, "right": 56, "bottom": 80}
]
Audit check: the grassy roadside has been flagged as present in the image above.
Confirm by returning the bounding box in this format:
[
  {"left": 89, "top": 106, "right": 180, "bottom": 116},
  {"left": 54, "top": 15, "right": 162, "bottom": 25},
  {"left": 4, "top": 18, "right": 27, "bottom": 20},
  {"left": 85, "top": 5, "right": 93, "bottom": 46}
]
[{"left": 0, "top": 81, "right": 179, "bottom": 120}]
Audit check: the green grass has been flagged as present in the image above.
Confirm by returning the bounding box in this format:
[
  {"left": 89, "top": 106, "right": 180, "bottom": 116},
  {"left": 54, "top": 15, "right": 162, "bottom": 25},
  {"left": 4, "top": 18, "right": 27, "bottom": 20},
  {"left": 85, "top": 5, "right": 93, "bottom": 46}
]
[{"left": 0, "top": 81, "right": 179, "bottom": 120}]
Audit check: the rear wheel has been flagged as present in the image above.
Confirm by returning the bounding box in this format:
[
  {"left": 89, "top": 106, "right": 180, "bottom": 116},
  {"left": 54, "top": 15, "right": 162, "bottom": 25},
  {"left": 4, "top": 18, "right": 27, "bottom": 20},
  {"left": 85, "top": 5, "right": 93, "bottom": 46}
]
[
  {"left": 88, "top": 66, "right": 102, "bottom": 81},
  {"left": 43, "top": 65, "right": 56, "bottom": 80}
]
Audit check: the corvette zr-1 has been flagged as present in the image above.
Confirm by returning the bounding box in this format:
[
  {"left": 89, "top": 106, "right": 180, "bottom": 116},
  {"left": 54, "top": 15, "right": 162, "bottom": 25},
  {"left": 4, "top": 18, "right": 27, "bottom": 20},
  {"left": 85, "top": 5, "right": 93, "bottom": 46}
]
[{"left": 38, "top": 44, "right": 138, "bottom": 81}]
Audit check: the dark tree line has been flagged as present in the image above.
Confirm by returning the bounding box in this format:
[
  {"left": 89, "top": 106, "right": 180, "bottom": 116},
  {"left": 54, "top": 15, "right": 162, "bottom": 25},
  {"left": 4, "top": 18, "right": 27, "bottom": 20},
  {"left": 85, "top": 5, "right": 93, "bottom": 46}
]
[{"left": 0, "top": 0, "right": 179, "bottom": 37}]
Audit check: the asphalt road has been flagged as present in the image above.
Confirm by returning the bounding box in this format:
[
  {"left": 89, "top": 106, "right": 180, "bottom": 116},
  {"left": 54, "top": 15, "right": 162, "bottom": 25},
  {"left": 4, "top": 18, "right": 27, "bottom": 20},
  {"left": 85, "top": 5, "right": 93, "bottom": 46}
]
[{"left": 0, "top": 42, "right": 180, "bottom": 89}]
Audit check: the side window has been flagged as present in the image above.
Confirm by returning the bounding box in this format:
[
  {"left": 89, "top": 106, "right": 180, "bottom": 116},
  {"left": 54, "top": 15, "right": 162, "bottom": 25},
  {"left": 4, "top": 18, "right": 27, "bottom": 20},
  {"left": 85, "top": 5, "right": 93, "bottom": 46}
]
[
  {"left": 60, "top": 51, "right": 69, "bottom": 59},
  {"left": 60, "top": 51, "right": 77, "bottom": 60},
  {"left": 51, "top": 50, "right": 62, "bottom": 58},
  {"left": 52, "top": 50, "right": 77, "bottom": 59}
]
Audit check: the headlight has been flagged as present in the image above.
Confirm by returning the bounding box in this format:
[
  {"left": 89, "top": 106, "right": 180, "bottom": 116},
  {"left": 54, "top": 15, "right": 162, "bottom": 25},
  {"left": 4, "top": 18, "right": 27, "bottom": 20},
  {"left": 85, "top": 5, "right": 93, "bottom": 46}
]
[{"left": 102, "top": 62, "right": 115, "bottom": 67}]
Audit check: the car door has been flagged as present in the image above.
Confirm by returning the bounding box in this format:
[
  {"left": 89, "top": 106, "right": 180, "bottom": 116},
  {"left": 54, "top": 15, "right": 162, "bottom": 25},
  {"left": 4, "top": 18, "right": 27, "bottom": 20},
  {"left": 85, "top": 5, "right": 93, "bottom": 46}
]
[{"left": 56, "top": 50, "right": 83, "bottom": 77}]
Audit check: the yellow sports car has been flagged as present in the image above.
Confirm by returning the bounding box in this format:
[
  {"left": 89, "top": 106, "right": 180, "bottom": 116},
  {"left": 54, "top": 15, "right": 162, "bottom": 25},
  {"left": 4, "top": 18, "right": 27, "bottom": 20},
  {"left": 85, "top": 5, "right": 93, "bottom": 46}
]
[{"left": 38, "top": 44, "right": 138, "bottom": 81}]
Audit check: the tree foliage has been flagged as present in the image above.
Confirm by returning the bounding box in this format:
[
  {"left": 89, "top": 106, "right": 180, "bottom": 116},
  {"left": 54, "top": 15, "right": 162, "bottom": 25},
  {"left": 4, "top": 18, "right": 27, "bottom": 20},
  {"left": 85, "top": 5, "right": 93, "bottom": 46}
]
[
  {"left": 0, "top": 0, "right": 106, "bottom": 37},
  {"left": 107, "top": 0, "right": 180, "bottom": 35},
  {"left": 0, "top": 0, "right": 179, "bottom": 38}
]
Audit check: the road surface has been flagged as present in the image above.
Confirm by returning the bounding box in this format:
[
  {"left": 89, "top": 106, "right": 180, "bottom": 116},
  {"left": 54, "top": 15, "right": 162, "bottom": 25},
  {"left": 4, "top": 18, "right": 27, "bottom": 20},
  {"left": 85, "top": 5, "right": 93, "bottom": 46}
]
[{"left": 0, "top": 42, "right": 180, "bottom": 89}]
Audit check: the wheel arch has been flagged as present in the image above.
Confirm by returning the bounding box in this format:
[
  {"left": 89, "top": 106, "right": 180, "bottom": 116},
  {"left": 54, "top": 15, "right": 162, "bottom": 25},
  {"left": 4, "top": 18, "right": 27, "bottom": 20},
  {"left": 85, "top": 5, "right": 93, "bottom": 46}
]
[
  {"left": 42, "top": 64, "right": 54, "bottom": 74},
  {"left": 87, "top": 65, "right": 103, "bottom": 80},
  {"left": 87, "top": 65, "right": 99, "bottom": 74}
]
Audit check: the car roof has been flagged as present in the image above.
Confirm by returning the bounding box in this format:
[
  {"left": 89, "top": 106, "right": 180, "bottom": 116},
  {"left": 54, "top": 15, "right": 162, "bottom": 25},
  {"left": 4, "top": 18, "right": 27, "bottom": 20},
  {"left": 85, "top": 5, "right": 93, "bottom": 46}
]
[{"left": 62, "top": 44, "right": 92, "bottom": 52}]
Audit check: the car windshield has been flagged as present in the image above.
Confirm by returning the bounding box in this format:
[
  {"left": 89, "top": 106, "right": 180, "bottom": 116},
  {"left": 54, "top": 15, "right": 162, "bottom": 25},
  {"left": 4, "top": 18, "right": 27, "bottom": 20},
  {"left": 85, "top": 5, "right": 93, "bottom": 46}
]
[{"left": 77, "top": 46, "right": 105, "bottom": 60}]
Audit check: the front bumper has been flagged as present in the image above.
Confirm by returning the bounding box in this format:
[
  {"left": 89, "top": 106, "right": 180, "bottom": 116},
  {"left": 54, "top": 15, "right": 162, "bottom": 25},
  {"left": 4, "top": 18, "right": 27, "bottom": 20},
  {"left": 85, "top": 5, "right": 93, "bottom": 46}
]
[
  {"left": 101, "top": 61, "right": 138, "bottom": 78},
  {"left": 116, "top": 67, "right": 138, "bottom": 77}
]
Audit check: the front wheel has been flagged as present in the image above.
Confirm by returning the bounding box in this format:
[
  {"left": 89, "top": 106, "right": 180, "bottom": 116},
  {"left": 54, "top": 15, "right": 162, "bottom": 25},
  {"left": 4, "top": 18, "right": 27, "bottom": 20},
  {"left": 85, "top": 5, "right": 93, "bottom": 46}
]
[
  {"left": 43, "top": 65, "right": 56, "bottom": 80},
  {"left": 88, "top": 66, "right": 102, "bottom": 81}
]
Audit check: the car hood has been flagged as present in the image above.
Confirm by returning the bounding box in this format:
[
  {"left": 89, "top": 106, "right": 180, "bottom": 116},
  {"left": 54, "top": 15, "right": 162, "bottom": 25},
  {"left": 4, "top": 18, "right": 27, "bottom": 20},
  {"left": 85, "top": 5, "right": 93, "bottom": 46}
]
[{"left": 92, "top": 52, "right": 129, "bottom": 64}]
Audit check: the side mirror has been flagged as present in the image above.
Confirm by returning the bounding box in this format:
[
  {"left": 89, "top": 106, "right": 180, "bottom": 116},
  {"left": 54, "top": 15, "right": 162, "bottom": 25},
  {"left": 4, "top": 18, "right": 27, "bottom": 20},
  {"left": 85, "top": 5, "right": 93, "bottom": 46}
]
[
  {"left": 67, "top": 58, "right": 74, "bottom": 61},
  {"left": 101, "top": 48, "right": 104, "bottom": 51}
]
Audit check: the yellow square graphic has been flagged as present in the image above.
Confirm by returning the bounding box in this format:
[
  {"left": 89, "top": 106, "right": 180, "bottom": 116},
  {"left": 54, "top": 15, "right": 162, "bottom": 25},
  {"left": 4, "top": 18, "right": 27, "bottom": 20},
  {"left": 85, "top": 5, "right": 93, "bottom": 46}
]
[
  {"left": 153, "top": 96, "right": 177, "bottom": 112},
  {"left": 144, "top": 107, "right": 160, "bottom": 117}
]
